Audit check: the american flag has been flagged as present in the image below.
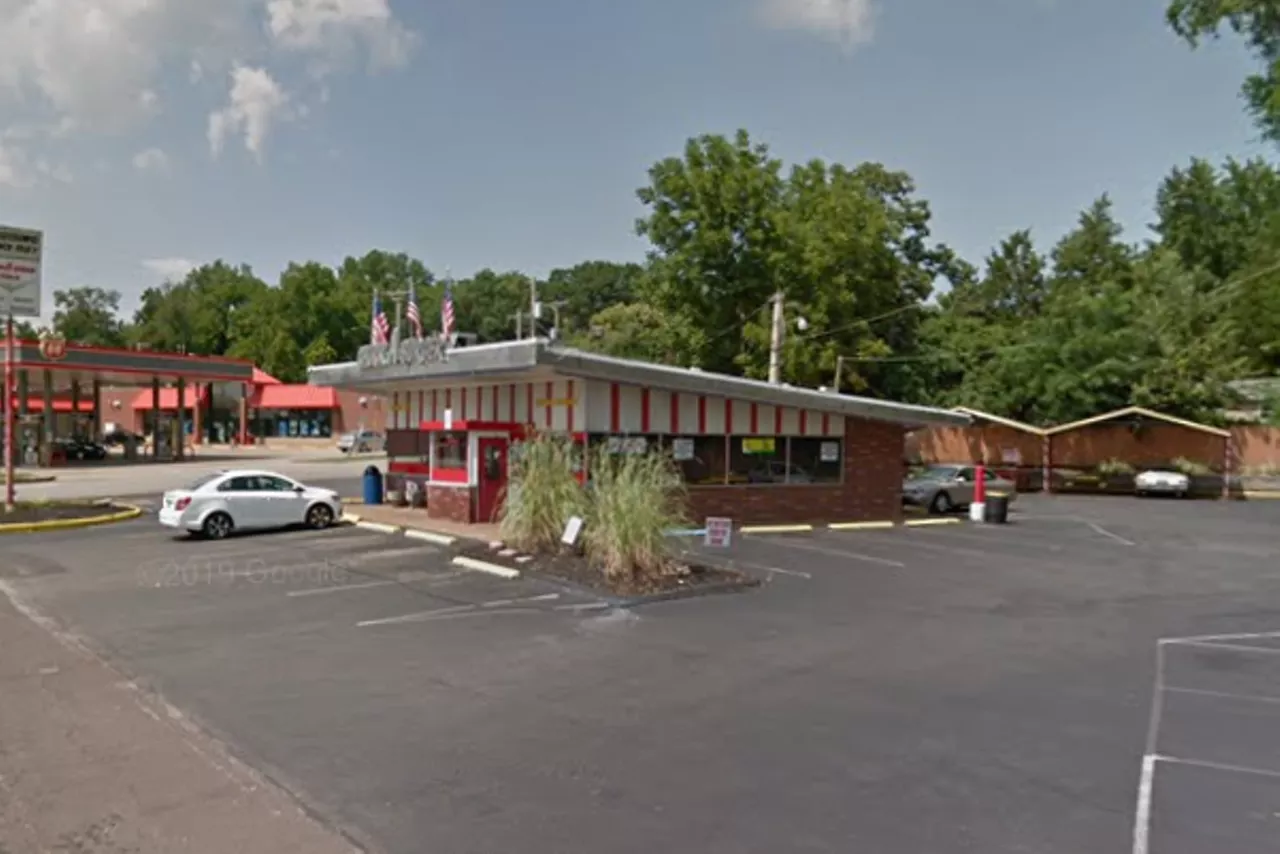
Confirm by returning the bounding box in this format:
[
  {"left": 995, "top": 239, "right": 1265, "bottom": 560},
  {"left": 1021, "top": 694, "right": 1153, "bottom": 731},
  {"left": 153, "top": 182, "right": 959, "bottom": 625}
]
[
  {"left": 405, "top": 283, "right": 423, "bottom": 339},
  {"left": 371, "top": 291, "right": 391, "bottom": 345},
  {"left": 440, "top": 278, "right": 455, "bottom": 342}
]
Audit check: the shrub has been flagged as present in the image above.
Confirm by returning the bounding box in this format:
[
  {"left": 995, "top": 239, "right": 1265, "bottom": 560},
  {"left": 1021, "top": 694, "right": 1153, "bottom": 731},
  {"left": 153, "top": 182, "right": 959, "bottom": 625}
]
[
  {"left": 1171, "top": 456, "right": 1211, "bottom": 476},
  {"left": 585, "top": 448, "right": 690, "bottom": 587},
  {"left": 1096, "top": 458, "right": 1135, "bottom": 477},
  {"left": 498, "top": 431, "right": 586, "bottom": 552}
]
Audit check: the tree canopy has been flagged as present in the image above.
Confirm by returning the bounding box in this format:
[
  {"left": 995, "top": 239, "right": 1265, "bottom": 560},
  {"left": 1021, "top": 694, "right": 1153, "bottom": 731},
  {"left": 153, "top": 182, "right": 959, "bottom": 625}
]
[{"left": 32, "top": 118, "right": 1280, "bottom": 425}]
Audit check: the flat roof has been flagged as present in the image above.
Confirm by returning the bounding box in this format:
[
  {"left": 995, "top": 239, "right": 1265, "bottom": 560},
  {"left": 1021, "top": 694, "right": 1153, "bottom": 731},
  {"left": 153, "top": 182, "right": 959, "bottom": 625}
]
[
  {"left": 14, "top": 339, "right": 255, "bottom": 383},
  {"left": 308, "top": 338, "right": 970, "bottom": 428}
]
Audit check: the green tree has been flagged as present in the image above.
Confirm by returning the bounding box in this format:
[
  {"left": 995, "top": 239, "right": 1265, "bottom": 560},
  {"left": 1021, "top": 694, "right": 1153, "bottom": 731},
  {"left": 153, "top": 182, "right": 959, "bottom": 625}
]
[
  {"left": 52, "top": 287, "right": 126, "bottom": 347},
  {"left": 539, "top": 261, "right": 645, "bottom": 336},
  {"left": 130, "top": 262, "right": 268, "bottom": 355},
  {"left": 572, "top": 303, "right": 704, "bottom": 364},
  {"left": 1168, "top": 0, "right": 1280, "bottom": 141}
]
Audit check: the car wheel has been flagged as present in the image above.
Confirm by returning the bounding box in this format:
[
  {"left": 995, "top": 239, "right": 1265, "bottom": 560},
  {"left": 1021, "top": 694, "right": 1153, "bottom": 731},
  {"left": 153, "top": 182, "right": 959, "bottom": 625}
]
[
  {"left": 929, "top": 492, "right": 952, "bottom": 514},
  {"left": 202, "top": 512, "right": 233, "bottom": 540},
  {"left": 306, "top": 504, "right": 334, "bottom": 530}
]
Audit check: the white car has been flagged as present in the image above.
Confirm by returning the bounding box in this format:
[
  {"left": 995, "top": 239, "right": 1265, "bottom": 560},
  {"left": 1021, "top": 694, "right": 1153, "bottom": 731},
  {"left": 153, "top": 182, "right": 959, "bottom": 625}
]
[
  {"left": 1135, "top": 469, "right": 1191, "bottom": 498},
  {"left": 159, "top": 470, "right": 343, "bottom": 539}
]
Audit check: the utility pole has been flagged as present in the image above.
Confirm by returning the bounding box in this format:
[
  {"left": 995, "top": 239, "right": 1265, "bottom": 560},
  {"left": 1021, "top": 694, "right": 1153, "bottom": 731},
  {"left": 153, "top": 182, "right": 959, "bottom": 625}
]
[
  {"left": 529, "top": 278, "right": 539, "bottom": 340},
  {"left": 512, "top": 311, "right": 523, "bottom": 340},
  {"left": 833, "top": 355, "right": 847, "bottom": 391},
  {"left": 767, "top": 290, "right": 785, "bottom": 384}
]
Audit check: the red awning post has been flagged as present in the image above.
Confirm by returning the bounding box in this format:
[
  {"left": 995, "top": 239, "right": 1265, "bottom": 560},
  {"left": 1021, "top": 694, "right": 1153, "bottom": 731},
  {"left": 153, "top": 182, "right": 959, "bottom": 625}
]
[{"left": 974, "top": 464, "right": 987, "bottom": 504}]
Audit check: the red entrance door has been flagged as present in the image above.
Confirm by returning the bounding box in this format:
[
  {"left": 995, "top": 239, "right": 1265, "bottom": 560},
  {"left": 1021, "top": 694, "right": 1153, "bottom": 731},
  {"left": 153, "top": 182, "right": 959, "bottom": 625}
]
[{"left": 475, "top": 437, "right": 508, "bottom": 523}]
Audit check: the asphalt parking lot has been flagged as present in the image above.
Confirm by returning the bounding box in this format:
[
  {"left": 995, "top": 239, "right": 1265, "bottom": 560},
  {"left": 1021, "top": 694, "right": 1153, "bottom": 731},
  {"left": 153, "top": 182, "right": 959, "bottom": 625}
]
[{"left": 4, "top": 494, "right": 1280, "bottom": 853}]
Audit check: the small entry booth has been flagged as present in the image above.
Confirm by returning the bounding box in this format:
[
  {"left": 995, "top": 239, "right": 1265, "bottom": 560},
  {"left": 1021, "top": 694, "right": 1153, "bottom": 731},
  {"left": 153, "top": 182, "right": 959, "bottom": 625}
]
[{"left": 386, "top": 420, "right": 528, "bottom": 523}]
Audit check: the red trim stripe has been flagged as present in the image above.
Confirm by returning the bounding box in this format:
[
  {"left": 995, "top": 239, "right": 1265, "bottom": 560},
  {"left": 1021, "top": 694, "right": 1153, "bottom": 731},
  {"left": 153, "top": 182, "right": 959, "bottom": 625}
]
[
  {"left": 775, "top": 406, "right": 783, "bottom": 435},
  {"left": 418, "top": 390, "right": 424, "bottom": 424},
  {"left": 526, "top": 383, "right": 534, "bottom": 425},
  {"left": 724, "top": 398, "right": 733, "bottom": 434},
  {"left": 698, "top": 396, "right": 707, "bottom": 433},
  {"left": 610, "top": 383, "right": 621, "bottom": 433},
  {"left": 492, "top": 385, "right": 499, "bottom": 421},
  {"left": 822, "top": 412, "right": 830, "bottom": 435},
  {"left": 799, "top": 409, "right": 808, "bottom": 435},
  {"left": 545, "top": 381, "right": 553, "bottom": 428},
  {"left": 508, "top": 384, "right": 516, "bottom": 422},
  {"left": 392, "top": 391, "right": 399, "bottom": 427},
  {"left": 461, "top": 387, "right": 468, "bottom": 420},
  {"left": 567, "top": 381, "right": 575, "bottom": 432},
  {"left": 670, "top": 392, "right": 679, "bottom": 433},
  {"left": 640, "top": 388, "right": 650, "bottom": 433},
  {"left": 476, "top": 386, "right": 483, "bottom": 422},
  {"left": 432, "top": 389, "right": 438, "bottom": 420},
  {"left": 445, "top": 388, "right": 451, "bottom": 412},
  {"left": 750, "top": 402, "right": 758, "bottom": 434}
]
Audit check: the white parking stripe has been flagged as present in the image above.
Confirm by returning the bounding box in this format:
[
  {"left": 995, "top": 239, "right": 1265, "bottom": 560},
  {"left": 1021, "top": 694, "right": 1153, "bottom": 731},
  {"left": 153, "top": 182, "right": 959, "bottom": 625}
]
[
  {"left": 288, "top": 580, "right": 398, "bottom": 598},
  {"left": 357, "top": 593, "right": 560, "bottom": 627},
  {"left": 757, "top": 537, "right": 904, "bottom": 568}
]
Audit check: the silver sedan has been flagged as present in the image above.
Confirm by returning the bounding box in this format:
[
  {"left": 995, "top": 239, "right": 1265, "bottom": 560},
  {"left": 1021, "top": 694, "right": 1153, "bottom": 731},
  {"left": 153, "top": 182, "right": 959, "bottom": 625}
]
[{"left": 903, "top": 465, "right": 1017, "bottom": 514}]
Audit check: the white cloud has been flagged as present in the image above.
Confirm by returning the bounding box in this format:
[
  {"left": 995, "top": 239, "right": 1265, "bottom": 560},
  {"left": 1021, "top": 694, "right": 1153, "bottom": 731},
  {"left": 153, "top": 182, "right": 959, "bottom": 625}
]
[
  {"left": 142, "top": 257, "right": 197, "bottom": 279},
  {"left": 0, "top": 0, "right": 416, "bottom": 156},
  {"left": 132, "top": 147, "right": 169, "bottom": 172},
  {"left": 266, "top": 0, "right": 417, "bottom": 71},
  {"left": 208, "top": 65, "right": 291, "bottom": 159},
  {"left": 758, "top": 0, "right": 877, "bottom": 48},
  {"left": 35, "top": 157, "right": 73, "bottom": 184},
  {"left": 0, "top": 144, "right": 30, "bottom": 188}
]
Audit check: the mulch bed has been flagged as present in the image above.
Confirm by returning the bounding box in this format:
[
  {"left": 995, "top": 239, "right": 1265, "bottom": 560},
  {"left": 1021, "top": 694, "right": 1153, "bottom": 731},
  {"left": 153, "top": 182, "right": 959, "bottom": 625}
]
[
  {"left": 457, "top": 541, "right": 756, "bottom": 602},
  {"left": 0, "top": 502, "right": 125, "bottom": 526}
]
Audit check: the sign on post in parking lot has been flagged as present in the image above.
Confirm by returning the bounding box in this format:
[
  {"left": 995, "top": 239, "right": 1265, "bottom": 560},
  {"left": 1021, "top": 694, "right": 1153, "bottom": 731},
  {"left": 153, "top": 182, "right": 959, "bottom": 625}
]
[
  {"left": 0, "top": 225, "right": 42, "bottom": 318},
  {"left": 704, "top": 517, "right": 732, "bottom": 548}
]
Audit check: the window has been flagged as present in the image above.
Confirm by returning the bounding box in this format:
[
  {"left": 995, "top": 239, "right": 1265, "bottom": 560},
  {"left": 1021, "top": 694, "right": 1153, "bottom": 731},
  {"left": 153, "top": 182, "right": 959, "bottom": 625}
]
[
  {"left": 728, "top": 436, "right": 785, "bottom": 484},
  {"left": 219, "top": 475, "right": 258, "bottom": 491},
  {"left": 258, "top": 475, "right": 298, "bottom": 492},
  {"left": 266, "top": 409, "right": 333, "bottom": 438},
  {"left": 788, "top": 437, "right": 843, "bottom": 484},
  {"left": 186, "top": 472, "right": 222, "bottom": 491},
  {"left": 436, "top": 431, "right": 468, "bottom": 470},
  {"left": 673, "top": 436, "right": 729, "bottom": 485}
]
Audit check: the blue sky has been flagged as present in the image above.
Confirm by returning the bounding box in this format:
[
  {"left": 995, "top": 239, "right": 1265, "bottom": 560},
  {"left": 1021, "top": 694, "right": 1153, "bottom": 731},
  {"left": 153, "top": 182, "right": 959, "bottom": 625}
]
[{"left": 0, "top": 0, "right": 1266, "bottom": 324}]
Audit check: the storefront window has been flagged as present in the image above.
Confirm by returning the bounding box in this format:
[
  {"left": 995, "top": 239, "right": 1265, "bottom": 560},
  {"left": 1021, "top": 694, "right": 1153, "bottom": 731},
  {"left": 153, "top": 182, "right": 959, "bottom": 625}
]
[
  {"left": 436, "top": 431, "right": 468, "bottom": 470},
  {"left": 728, "top": 436, "right": 787, "bottom": 484},
  {"left": 672, "top": 436, "right": 729, "bottom": 485},
  {"left": 789, "top": 437, "right": 843, "bottom": 484},
  {"left": 265, "top": 409, "right": 333, "bottom": 438}
]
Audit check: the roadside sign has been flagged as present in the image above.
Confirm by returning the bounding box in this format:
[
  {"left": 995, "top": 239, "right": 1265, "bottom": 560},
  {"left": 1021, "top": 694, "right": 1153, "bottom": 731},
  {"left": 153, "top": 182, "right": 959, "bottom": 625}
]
[
  {"left": 704, "top": 517, "right": 732, "bottom": 548},
  {"left": 0, "top": 225, "right": 42, "bottom": 318}
]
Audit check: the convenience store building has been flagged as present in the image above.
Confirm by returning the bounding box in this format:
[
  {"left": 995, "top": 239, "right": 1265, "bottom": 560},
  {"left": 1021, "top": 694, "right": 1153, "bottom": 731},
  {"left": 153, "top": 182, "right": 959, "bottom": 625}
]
[{"left": 308, "top": 338, "right": 970, "bottom": 526}]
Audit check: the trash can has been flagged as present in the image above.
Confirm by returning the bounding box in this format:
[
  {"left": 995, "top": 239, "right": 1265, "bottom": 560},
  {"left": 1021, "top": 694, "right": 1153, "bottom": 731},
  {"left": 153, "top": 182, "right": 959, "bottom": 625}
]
[
  {"left": 984, "top": 492, "right": 1010, "bottom": 524},
  {"left": 362, "top": 465, "right": 383, "bottom": 506}
]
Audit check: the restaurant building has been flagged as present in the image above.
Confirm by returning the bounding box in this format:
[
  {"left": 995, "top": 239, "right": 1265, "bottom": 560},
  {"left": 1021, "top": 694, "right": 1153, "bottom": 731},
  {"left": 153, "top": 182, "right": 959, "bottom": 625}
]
[{"left": 308, "top": 338, "right": 970, "bottom": 526}]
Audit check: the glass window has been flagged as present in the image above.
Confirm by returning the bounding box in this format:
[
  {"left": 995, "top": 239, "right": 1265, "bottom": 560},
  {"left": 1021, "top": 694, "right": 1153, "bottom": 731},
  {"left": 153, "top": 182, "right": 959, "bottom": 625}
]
[
  {"left": 259, "top": 475, "right": 298, "bottom": 491},
  {"left": 674, "top": 436, "right": 729, "bottom": 485},
  {"left": 220, "top": 475, "right": 258, "bottom": 491},
  {"left": 788, "top": 437, "right": 843, "bottom": 484},
  {"left": 728, "top": 436, "right": 786, "bottom": 484},
  {"left": 186, "top": 472, "right": 222, "bottom": 491},
  {"left": 436, "top": 431, "right": 468, "bottom": 470}
]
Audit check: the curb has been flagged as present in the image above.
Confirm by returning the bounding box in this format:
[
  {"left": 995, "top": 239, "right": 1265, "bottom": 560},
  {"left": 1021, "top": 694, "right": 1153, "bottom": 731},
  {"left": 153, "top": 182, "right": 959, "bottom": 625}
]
[
  {"left": 1242, "top": 490, "right": 1280, "bottom": 499},
  {"left": 828, "top": 521, "right": 895, "bottom": 531},
  {"left": 740, "top": 524, "right": 814, "bottom": 534},
  {"left": 0, "top": 503, "right": 142, "bottom": 535},
  {"left": 521, "top": 566, "right": 760, "bottom": 608},
  {"left": 341, "top": 512, "right": 362, "bottom": 524},
  {"left": 404, "top": 528, "right": 456, "bottom": 546},
  {"left": 451, "top": 555, "right": 520, "bottom": 579},
  {"left": 903, "top": 518, "right": 961, "bottom": 527},
  {"left": 2, "top": 474, "right": 56, "bottom": 485},
  {"left": 355, "top": 520, "right": 401, "bottom": 535}
]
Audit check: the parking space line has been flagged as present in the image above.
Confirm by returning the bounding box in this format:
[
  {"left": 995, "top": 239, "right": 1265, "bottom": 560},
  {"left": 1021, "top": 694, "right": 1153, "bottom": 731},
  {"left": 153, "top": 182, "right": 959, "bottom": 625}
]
[
  {"left": 1164, "top": 685, "right": 1280, "bottom": 705},
  {"left": 683, "top": 552, "right": 811, "bottom": 579},
  {"left": 357, "top": 593, "right": 561, "bottom": 627},
  {"left": 1166, "top": 640, "right": 1280, "bottom": 655},
  {"left": 1087, "top": 522, "right": 1135, "bottom": 547},
  {"left": 1155, "top": 753, "right": 1280, "bottom": 780},
  {"left": 752, "top": 536, "right": 904, "bottom": 568},
  {"left": 1163, "top": 628, "right": 1280, "bottom": 644},
  {"left": 287, "top": 580, "right": 398, "bottom": 598}
]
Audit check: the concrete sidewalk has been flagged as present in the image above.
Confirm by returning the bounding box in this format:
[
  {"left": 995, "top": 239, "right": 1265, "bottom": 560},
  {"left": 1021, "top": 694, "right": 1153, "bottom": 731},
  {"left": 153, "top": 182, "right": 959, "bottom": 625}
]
[
  {"left": 0, "top": 590, "right": 359, "bottom": 854},
  {"left": 342, "top": 501, "right": 500, "bottom": 543}
]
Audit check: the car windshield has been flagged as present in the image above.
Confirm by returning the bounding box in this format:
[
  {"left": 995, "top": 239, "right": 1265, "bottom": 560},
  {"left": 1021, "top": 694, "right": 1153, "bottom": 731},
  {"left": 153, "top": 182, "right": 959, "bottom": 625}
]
[
  {"left": 914, "top": 466, "right": 961, "bottom": 481},
  {"left": 185, "top": 473, "right": 223, "bottom": 491}
]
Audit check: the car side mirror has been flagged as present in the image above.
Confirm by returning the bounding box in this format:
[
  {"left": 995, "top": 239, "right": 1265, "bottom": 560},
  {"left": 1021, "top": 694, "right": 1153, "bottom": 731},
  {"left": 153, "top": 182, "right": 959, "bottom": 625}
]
[{"left": 293, "top": 485, "right": 305, "bottom": 494}]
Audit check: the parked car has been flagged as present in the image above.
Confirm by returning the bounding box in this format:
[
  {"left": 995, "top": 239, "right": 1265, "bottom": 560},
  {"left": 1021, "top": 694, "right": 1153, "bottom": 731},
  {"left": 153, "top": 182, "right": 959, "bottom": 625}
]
[
  {"left": 337, "top": 430, "right": 384, "bottom": 454},
  {"left": 101, "top": 428, "right": 142, "bottom": 447},
  {"left": 903, "top": 464, "right": 1016, "bottom": 514},
  {"left": 1135, "top": 468, "right": 1190, "bottom": 498},
  {"left": 159, "top": 469, "right": 342, "bottom": 539},
  {"left": 55, "top": 436, "right": 108, "bottom": 461}
]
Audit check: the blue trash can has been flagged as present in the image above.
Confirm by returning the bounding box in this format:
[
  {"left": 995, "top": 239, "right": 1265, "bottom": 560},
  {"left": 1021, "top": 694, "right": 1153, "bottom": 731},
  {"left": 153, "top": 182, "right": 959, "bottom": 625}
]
[{"left": 362, "top": 465, "right": 384, "bottom": 505}]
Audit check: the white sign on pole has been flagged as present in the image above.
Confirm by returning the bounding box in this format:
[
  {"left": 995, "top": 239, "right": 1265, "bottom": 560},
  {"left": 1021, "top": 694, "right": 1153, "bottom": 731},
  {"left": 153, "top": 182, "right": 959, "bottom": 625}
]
[
  {"left": 561, "top": 515, "right": 584, "bottom": 546},
  {"left": 704, "top": 517, "right": 733, "bottom": 548},
  {"left": 0, "top": 226, "right": 42, "bottom": 318}
]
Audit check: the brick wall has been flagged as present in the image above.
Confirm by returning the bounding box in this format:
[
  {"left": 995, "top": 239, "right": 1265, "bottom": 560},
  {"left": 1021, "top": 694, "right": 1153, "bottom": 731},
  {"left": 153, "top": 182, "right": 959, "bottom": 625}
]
[
  {"left": 336, "top": 390, "right": 385, "bottom": 434},
  {"left": 685, "top": 417, "right": 905, "bottom": 525},
  {"left": 427, "top": 485, "right": 473, "bottom": 523},
  {"left": 908, "top": 424, "right": 1044, "bottom": 468},
  {"left": 1050, "top": 423, "right": 1227, "bottom": 471}
]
